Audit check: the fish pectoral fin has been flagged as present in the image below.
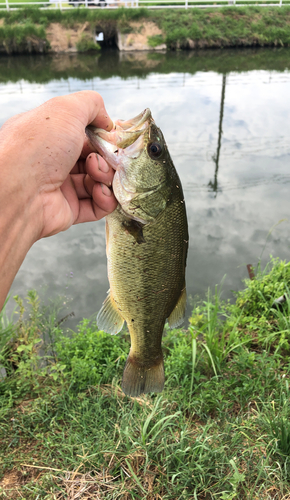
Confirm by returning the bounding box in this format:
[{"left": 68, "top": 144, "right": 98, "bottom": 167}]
[
  {"left": 167, "top": 287, "right": 187, "bottom": 329},
  {"left": 122, "top": 219, "right": 146, "bottom": 244},
  {"left": 97, "top": 292, "right": 124, "bottom": 335}
]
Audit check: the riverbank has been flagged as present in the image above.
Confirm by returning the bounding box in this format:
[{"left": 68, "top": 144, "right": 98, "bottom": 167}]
[
  {"left": 1, "top": 257, "right": 290, "bottom": 497},
  {"left": 1, "top": 6, "right": 290, "bottom": 54}
]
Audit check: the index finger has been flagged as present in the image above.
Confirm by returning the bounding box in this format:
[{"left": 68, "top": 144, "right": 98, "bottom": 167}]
[
  {"left": 63, "top": 90, "right": 113, "bottom": 131},
  {"left": 64, "top": 91, "right": 113, "bottom": 158}
]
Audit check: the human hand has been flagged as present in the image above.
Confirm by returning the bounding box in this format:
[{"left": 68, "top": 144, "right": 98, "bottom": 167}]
[
  {"left": 0, "top": 91, "right": 117, "bottom": 240},
  {"left": 0, "top": 91, "right": 117, "bottom": 239},
  {"left": 0, "top": 91, "right": 118, "bottom": 310}
]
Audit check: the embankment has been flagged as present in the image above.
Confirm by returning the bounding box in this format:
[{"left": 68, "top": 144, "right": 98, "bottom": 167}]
[{"left": 1, "top": 6, "right": 290, "bottom": 54}]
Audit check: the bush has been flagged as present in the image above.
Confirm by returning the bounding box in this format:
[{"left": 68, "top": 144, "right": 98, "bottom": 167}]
[
  {"left": 0, "top": 23, "right": 49, "bottom": 54},
  {"left": 55, "top": 319, "right": 128, "bottom": 388}
]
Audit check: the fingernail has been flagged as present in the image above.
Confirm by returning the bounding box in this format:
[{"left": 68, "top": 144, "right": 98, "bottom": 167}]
[
  {"left": 97, "top": 154, "right": 109, "bottom": 173},
  {"left": 101, "top": 183, "right": 112, "bottom": 197}
]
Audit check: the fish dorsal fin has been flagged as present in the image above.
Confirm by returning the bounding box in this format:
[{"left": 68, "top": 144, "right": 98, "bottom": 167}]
[
  {"left": 167, "top": 287, "right": 187, "bottom": 329},
  {"left": 97, "top": 292, "right": 124, "bottom": 335}
]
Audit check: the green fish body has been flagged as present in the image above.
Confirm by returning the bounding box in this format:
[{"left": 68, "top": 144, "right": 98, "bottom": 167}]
[{"left": 86, "top": 109, "right": 188, "bottom": 397}]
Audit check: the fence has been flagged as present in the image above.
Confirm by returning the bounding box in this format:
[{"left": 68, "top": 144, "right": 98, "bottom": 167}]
[{"left": 0, "top": 0, "right": 285, "bottom": 10}]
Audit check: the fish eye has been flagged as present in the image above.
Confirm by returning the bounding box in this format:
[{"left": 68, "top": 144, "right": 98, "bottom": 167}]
[{"left": 148, "top": 142, "right": 162, "bottom": 158}]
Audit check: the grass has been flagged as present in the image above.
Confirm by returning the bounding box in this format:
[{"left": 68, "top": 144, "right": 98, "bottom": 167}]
[
  {"left": 76, "top": 32, "right": 101, "bottom": 51},
  {"left": 1, "top": 6, "right": 290, "bottom": 53},
  {"left": 2, "top": 257, "right": 290, "bottom": 497},
  {"left": 153, "top": 6, "right": 290, "bottom": 49},
  {"left": 0, "top": 22, "right": 48, "bottom": 54}
]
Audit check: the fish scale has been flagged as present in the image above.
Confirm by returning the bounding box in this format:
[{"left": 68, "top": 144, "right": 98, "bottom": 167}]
[{"left": 86, "top": 109, "right": 188, "bottom": 397}]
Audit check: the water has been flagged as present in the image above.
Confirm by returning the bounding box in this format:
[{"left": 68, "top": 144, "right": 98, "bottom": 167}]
[{"left": 1, "top": 48, "right": 290, "bottom": 327}]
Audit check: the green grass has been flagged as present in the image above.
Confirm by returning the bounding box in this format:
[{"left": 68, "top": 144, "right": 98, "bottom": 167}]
[
  {"left": 0, "top": 22, "right": 49, "bottom": 54},
  {"left": 2, "top": 257, "right": 290, "bottom": 497},
  {"left": 1, "top": 6, "right": 290, "bottom": 53},
  {"left": 76, "top": 33, "right": 101, "bottom": 51},
  {"left": 152, "top": 6, "right": 290, "bottom": 48}
]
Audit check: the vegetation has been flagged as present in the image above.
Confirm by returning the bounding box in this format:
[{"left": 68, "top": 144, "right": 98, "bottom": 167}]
[
  {"left": 2, "top": 258, "right": 290, "bottom": 497},
  {"left": 1, "top": 46, "right": 290, "bottom": 84},
  {"left": 1, "top": 6, "right": 290, "bottom": 53},
  {"left": 75, "top": 33, "right": 101, "bottom": 51},
  {"left": 0, "top": 22, "right": 49, "bottom": 54},
  {"left": 154, "top": 5, "right": 290, "bottom": 48}
]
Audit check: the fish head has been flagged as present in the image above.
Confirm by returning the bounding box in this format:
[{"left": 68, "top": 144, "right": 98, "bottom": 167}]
[{"left": 86, "top": 109, "right": 173, "bottom": 224}]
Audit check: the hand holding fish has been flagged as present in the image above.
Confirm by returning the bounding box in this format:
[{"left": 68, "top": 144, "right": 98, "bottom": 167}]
[{"left": 0, "top": 91, "right": 117, "bottom": 310}]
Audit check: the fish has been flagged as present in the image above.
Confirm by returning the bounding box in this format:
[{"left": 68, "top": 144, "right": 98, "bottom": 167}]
[{"left": 86, "top": 109, "right": 188, "bottom": 397}]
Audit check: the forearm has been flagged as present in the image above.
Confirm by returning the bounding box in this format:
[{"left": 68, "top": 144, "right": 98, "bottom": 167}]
[
  {"left": 0, "top": 180, "right": 41, "bottom": 313},
  {"left": 0, "top": 200, "right": 40, "bottom": 310},
  {"left": 0, "top": 122, "right": 42, "bottom": 310}
]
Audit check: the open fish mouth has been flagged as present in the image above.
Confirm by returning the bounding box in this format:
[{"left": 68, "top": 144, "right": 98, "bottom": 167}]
[
  {"left": 85, "top": 108, "right": 159, "bottom": 222},
  {"left": 114, "top": 108, "right": 152, "bottom": 133},
  {"left": 86, "top": 108, "right": 152, "bottom": 152}
]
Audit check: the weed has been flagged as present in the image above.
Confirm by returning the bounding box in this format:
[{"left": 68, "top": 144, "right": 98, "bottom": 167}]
[
  {"left": 2, "top": 7, "right": 290, "bottom": 52},
  {"left": 55, "top": 318, "right": 128, "bottom": 388},
  {"left": 76, "top": 34, "right": 100, "bottom": 52},
  {"left": 0, "top": 22, "right": 49, "bottom": 54},
  {"left": 147, "top": 34, "right": 164, "bottom": 47},
  {"left": 2, "top": 258, "right": 290, "bottom": 496}
]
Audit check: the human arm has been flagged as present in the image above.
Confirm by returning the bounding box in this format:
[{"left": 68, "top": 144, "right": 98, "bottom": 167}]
[{"left": 0, "top": 91, "right": 118, "bottom": 310}]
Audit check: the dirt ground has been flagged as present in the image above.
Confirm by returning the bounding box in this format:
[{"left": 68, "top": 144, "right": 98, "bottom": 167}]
[
  {"left": 46, "top": 21, "right": 92, "bottom": 52},
  {"left": 117, "top": 21, "right": 166, "bottom": 51},
  {"left": 45, "top": 21, "right": 166, "bottom": 52},
  {"left": 0, "top": 467, "right": 41, "bottom": 499}
]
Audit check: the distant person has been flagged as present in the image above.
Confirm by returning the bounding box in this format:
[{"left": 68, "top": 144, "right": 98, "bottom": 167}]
[{"left": 0, "top": 91, "right": 117, "bottom": 310}]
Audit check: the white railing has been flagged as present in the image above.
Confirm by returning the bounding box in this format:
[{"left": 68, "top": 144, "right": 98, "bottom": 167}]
[{"left": 0, "top": 0, "right": 284, "bottom": 10}]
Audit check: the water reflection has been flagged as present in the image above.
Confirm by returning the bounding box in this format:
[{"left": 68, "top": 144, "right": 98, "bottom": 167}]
[
  {"left": 1, "top": 48, "right": 290, "bottom": 84},
  {"left": 209, "top": 74, "right": 226, "bottom": 197},
  {"left": 1, "top": 48, "right": 290, "bottom": 327}
]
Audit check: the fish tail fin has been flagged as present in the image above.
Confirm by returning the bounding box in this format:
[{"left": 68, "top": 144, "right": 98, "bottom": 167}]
[{"left": 122, "top": 353, "right": 164, "bottom": 397}]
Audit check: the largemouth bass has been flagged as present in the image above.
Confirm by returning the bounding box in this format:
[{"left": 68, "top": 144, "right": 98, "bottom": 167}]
[{"left": 86, "top": 109, "right": 188, "bottom": 397}]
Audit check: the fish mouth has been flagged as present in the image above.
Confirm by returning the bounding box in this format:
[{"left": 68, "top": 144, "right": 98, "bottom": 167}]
[
  {"left": 86, "top": 108, "right": 152, "bottom": 151},
  {"left": 85, "top": 108, "right": 152, "bottom": 168},
  {"left": 114, "top": 108, "right": 152, "bottom": 133}
]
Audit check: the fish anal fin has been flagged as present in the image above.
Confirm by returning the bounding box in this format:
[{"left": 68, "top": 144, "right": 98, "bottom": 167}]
[
  {"left": 167, "top": 287, "right": 187, "bottom": 329},
  {"left": 122, "top": 353, "right": 164, "bottom": 397},
  {"left": 97, "top": 292, "right": 124, "bottom": 335}
]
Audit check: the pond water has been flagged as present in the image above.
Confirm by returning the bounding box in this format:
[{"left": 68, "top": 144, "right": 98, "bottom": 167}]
[{"left": 1, "top": 48, "right": 290, "bottom": 328}]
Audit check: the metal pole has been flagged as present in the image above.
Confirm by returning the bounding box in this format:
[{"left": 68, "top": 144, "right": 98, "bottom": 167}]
[
  {"left": 59, "top": 0, "right": 62, "bottom": 10},
  {"left": 185, "top": 0, "right": 188, "bottom": 8},
  {"left": 5, "top": 0, "right": 9, "bottom": 11}
]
